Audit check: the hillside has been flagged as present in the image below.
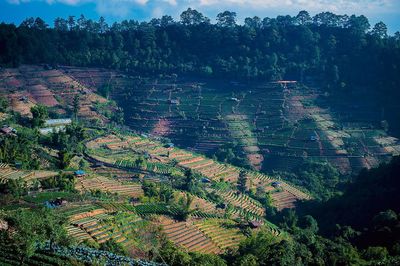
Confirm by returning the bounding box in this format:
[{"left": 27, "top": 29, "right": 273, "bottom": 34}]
[
  {"left": 46, "top": 66, "right": 399, "bottom": 175},
  {"left": 0, "top": 8, "right": 400, "bottom": 266}
]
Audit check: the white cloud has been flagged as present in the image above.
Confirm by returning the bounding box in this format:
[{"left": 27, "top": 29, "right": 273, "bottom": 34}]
[
  {"left": 5, "top": 0, "right": 399, "bottom": 18},
  {"left": 195, "top": 0, "right": 394, "bottom": 13}
]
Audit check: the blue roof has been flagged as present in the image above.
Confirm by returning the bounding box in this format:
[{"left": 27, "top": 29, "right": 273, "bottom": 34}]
[{"left": 75, "top": 170, "right": 85, "bottom": 175}]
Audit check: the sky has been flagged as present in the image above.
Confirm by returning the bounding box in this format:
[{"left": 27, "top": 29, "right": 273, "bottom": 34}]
[{"left": 1, "top": 0, "right": 399, "bottom": 34}]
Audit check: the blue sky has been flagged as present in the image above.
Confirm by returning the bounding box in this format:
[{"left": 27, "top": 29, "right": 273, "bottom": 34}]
[{"left": 1, "top": 0, "right": 399, "bottom": 34}]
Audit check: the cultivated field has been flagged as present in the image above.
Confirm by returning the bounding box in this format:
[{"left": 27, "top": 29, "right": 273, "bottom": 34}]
[
  {"left": 75, "top": 175, "right": 143, "bottom": 198},
  {"left": 4, "top": 65, "right": 397, "bottom": 174},
  {"left": 0, "top": 65, "right": 112, "bottom": 123},
  {"left": 85, "top": 133, "right": 310, "bottom": 213}
]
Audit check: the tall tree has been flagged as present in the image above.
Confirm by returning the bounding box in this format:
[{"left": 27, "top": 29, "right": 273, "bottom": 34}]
[
  {"left": 296, "top": 10, "right": 312, "bottom": 25},
  {"left": 237, "top": 170, "right": 247, "bottom": 193},
  {"left": 30, "top": 105, "right": 48, "bottom": 127},
  {"left": 72, "top": 94, "right": 80, "bottom": 120},
  {"left": 180, "top": 8, "right": 210, "bottom": 26},
  {"left": 371, "top": 21, "right": 388, "bottom": 38},
  {"left": 217, "top": 11, "right": 237, "bottom": 27}
]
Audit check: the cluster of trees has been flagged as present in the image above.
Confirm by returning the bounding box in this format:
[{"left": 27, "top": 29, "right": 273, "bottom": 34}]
[
  {"left": 40, "top": 173, "right": 76, "bottom": 192},
  {"left": 297, "top": 156, "right": 400, "bottom": 234},
  {"left": 0, "top": 103, "right": 87, "bottom": 170},
  {"left": 278, "top": 161, "right": 342, "bottom": 201},
  {"left": 30, "top": 105, "right": 48, "bottom": 128},
  {"left": 0, "top": 126, "right": 40, "bottom": 169},
  {"left": 0, "top": 96, "right": 9, "bottom": 112},
  {"left": 213, "top": 143, "right": 252, "bottom": 170},
  {"left": 46, "top": 123, "right": 86, "bottom": 168},
  {"left": 0, "top": 208, "right": 70, "bottom": 264},
  {"left": 142, "top": 181, "right": 174, "bottom": 203}
]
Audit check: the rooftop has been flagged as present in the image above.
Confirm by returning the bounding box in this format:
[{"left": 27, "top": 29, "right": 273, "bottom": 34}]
[{"left": 44, "top": 118, "right": 72, "bottom": 127}]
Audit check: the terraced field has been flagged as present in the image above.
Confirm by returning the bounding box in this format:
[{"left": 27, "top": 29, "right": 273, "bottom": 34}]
[
  {"left": 75, "top": 175, "right": 143, "bottom": 198},
  {"left": 58, "top": 68, "right": 400, "bottom": 175},
  {"left": 2, "top": 65, "right": 399, "bottom": 175},
  {"left": 86, "top": 134, "right": 310, "bottom": 212},
  {"left": 61, "top": 204, "right": 145, "bottom": 250},
  {"left": 193, "top": 219, "right": 246, "bottom": 250},
  {"left": 156, "top": 216, "right": 221, "bottom": 254},
  {"left": 0, "top": 167, "right": 33, "bottom": 183},
  {"left": 0, "top": 165, "right": 58, "bottom": 184},
  {"left": 0, "top": 65, "right": 112, "bottom": 123}
]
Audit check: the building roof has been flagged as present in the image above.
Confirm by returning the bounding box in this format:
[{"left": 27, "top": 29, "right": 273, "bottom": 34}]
[
  {"left": 0, "top": 126, "right": 16, "bottom": 135},
  {"left": 44, "top": 118, "right": 72, "bottom": 127},
  {"left": 74, "top": 170, "right": 85, "bottom": 175},
  {"left": 0, "top": 127, "right": 12, "bottom": 134},
  {"left": 271, "top": 181, "right": 281, "bottom": 187},
  {"left": 249, "top": 221, "right": 262, "bottom": 228},
  {"left": 39, "top": 126, "right": 66, "bottom": 135}
]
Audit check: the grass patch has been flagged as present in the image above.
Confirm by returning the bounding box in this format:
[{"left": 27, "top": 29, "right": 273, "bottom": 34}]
[{"left": 24, "top": 191, "right": 78, "bottom": 203}]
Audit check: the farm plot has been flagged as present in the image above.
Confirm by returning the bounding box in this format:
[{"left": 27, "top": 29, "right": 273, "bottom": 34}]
[
  {"left": 64, "top": 205, "right": 144, "bottom": 248},
  {"left": 28, "top": 84, "right": 58, "bottom": 107},
  {"left": 86, "top": 134, "right": 311, "bottom": 211},
  {"left": 270, "top": 190, "right": 299, "bottom": 210},
  {"left": 156, "top": 216, "right": 221, "bottom": 254},
  {"left": 175, "top": 191, "right": 223, "bottom": 216},
  {"left": 193, "top": 219, "right": 245, "bottom": 250},
  {"left": 0, "top": 168, "right": 34, "bottom": 183},
  {"left": 0, "top": 167, "right": 56, "bottom": 185},
  {"left": 57, "top": 205, "right": 145, "bottom": 250},
  {"left": 107, "top": 74, "right": 400, "bottom": 175},
  {"left": 75, "top": 175, "right": 143, "bottom": 198},
  {"left": 0, "top": 241, "right": 82, "bottom": 266},
  {"left": 217, "top": 190, "right": 265, "bottom": 217},
  {"left": 225, "top": 114, "right": 264, "bottom": 170},
  {"left": 0, "top": 65, "right": 112, "bottom": 123}
]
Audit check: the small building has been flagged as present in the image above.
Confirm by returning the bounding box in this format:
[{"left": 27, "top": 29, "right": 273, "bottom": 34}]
[
  {"left": 19, "top": 96, "right": 29, "bottom": 103},
  {"left": 164, "top": 143, "right": 174, "bottom": 148},
  {"left": 45, "top": 197, "right": 68, "bottom": 208},
  {"left": 168, "top": 99, "right": 180, "bottom": 105},
  {"left": 39, "top": 118, "right": 72, "bottom": 135},
  {"left": 201, "top": 178, "right": 211, "bottom": 183},
  {"left": 53, "top": 197, "right": 68, "bottom": 206},
  {"left": 0, "top": 125, "right": 16, "bottom": 136},
  {"left": 249, "top": 220, "right": 262, "bottom": 229},
  {"left": 310, "top": 135, "right": 318, "bottom": 141},
  {"left": 229, "top": 97, "right": 239, "bottom": 102},
  {"left": 216, "top": 203, "right": 226, "bottom": 209},
  {"left": 74, "top": 170, "right": 86, "bottom": 177},
  {"left": 44, "top": 118, "right": 72, "bottom": 127},
  {"left": 271, "top": 181, "right": 281, "bottom": 188},
  {"left": 14, "top": 161, "right": 22, "bottom": 169},
  {"left": 39, "top": 127, "right": 65, "bottom": 135},
  {"left": 93, "top": 162, "right": 104, "bottom": 168}
]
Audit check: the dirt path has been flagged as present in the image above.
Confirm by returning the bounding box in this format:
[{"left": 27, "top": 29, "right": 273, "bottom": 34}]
[{"left": 314, "top": 130, "right": 324, "bottom": 156}]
